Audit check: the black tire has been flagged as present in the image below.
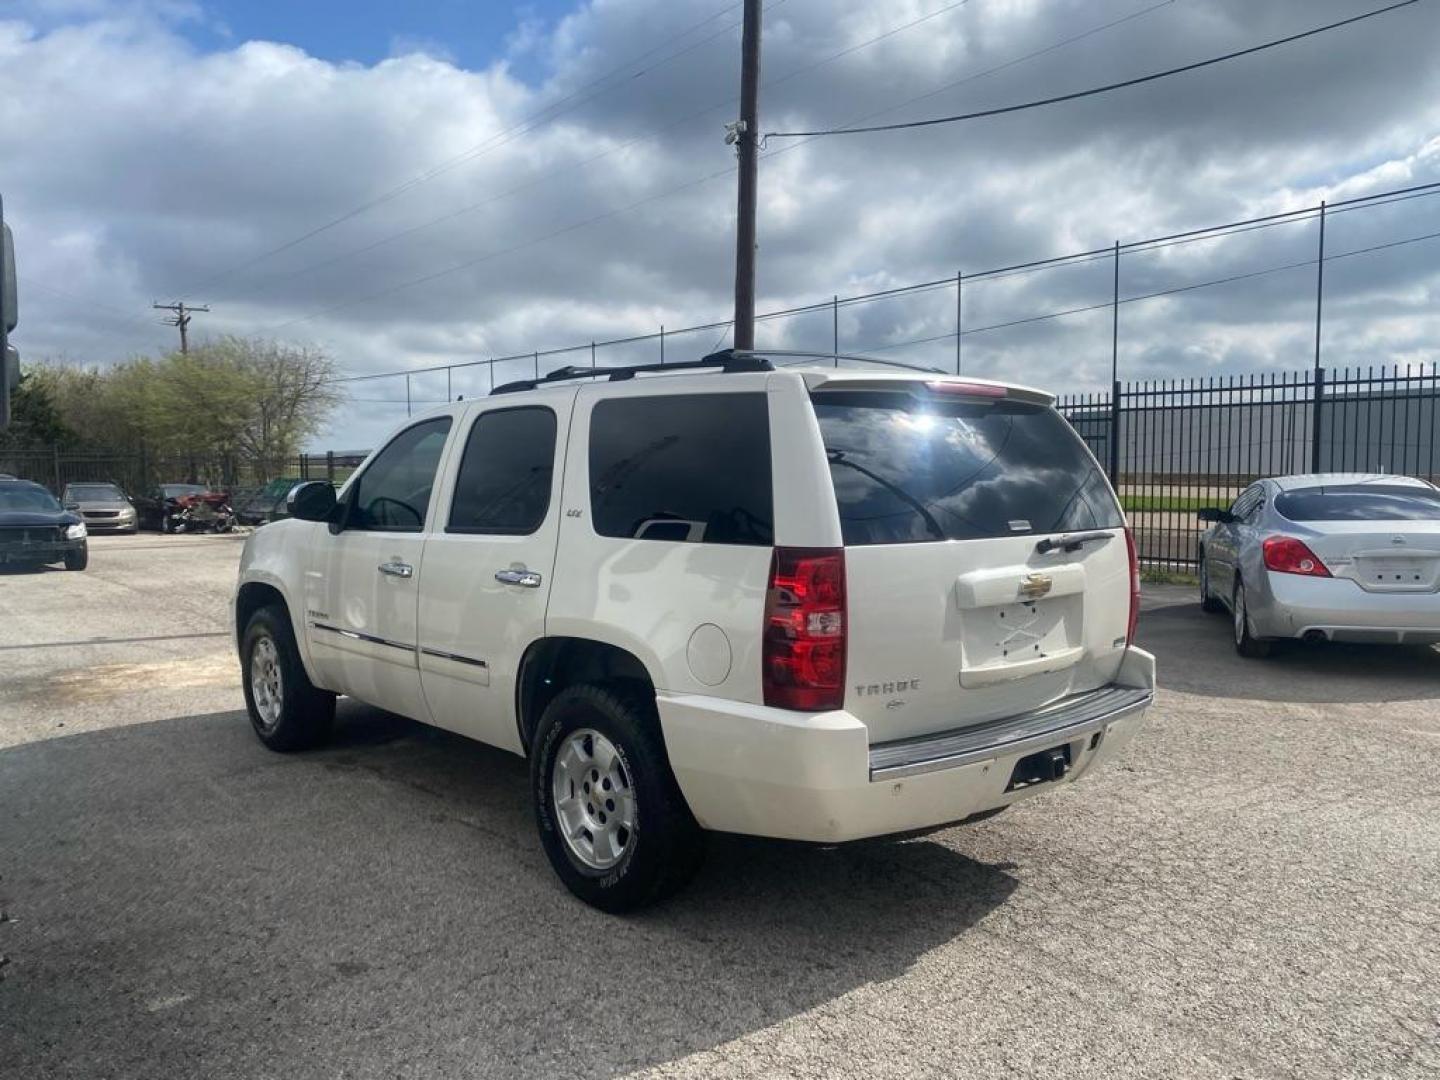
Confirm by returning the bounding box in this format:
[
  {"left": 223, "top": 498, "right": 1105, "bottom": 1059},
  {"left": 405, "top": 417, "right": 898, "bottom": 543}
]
[
  {"left": 531, "top": 684, "right": 703, "bottom": 913},
  {"left": 1198, "top": 553, "right": 1224, "bottom": 613},
  {"left": 160, "top": 515, "right": 174, "bottom": 534},
  {"left": 1233, "top": 578, "right": 1272, "bottom": 659},
  {"left": 63, "top": 545, "right": 88, "bottom": 571},
  {"left": 240, "top": 604, "right": 336, "bottom": 751}
]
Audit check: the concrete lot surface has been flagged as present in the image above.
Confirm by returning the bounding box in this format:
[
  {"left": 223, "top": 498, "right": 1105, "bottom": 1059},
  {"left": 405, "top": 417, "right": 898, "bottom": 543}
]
[{"left": 1, "top": 535, "right": 1438, "bottom": 1079}]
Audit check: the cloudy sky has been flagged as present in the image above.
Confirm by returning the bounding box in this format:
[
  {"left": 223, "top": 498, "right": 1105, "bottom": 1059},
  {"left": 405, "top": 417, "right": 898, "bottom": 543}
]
[{"left": 2, "top": 0, "right": 1437, "bottom": 448}]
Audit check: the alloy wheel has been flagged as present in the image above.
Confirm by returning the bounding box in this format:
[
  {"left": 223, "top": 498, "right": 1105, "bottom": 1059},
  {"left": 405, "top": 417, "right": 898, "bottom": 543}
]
[
  {"left": 249, "top": 636, "right": 284, "bottom": 730},
  {"left": 551, "top": 728, "right": 636, "bottom": 871}
]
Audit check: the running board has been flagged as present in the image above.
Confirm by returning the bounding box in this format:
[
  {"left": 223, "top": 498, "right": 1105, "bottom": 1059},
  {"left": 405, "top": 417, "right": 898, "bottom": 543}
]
[{"left": 868, "top": 685, "right": 1152, "bottom": 781}]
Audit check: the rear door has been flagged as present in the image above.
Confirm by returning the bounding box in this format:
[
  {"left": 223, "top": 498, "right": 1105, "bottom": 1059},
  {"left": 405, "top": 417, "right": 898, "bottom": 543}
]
[
  {"left": 809, "top": 382, "right": 1132, "bottom": 743},
  {"left": 1272, "top": 483, "right": 1440, "bottom": 593},
  {"left": 415, "top": 392, "right": 573, "bottom": 753}
]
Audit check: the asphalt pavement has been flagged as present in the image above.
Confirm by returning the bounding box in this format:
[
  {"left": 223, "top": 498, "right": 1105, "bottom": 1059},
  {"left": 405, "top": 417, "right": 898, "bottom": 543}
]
[{"left": 1, "top": 537, "right": 1438, "bottom": 1079}]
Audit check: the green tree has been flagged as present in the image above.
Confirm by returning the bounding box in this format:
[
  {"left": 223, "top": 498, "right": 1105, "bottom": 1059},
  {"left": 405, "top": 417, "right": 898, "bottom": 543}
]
[{"left": 0, "top": 369, "right": 78, "bottom": 450}]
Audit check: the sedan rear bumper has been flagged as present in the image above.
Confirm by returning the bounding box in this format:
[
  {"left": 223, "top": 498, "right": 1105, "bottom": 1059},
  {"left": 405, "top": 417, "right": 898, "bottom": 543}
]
[{"left": 1254, "top": 572, "right": 1440, "bottom": 642}]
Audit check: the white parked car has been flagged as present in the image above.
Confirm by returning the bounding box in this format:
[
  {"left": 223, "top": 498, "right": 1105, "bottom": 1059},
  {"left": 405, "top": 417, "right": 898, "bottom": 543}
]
[{"left": 234, "top": 351, "right": 1154, "bottom": 910}]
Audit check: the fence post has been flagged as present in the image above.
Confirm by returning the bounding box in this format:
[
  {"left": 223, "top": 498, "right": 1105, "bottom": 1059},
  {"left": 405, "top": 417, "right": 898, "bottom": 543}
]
[
  {"left": 833, "top": 295, "right": 839, "bottom": 367},
  {"left": 52, "top": 445, "right": 62, "bottom": 493},
  {"left": 955, "top": 271, "right": 963, "bottom": 374},
  {"left": 1109, "top": 379, "right": 1122, "bottom": 485},
  {"left": 326, "top": 450, "right": 335, "bottom": 484},
  {"left": 1311, "top": 368, "right": 1326, "bottom": 473},
  {"left": 659, "top": 325, "right": 665, "bottom": 365}
]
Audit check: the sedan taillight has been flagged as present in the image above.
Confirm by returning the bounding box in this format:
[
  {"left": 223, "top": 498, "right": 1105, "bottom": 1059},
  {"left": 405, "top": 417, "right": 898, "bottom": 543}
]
[
  {"left": 762, "top": 548, "right": 846, "bottom": 711},
  {"left": 1262, "top": 535, "right": 1331, "bottom": 577}
]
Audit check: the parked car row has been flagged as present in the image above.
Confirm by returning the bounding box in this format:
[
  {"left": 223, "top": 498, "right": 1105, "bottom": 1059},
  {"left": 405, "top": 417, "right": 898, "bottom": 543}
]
[{"left": 59, "top": 481, "right": 239, "bottom": 533}]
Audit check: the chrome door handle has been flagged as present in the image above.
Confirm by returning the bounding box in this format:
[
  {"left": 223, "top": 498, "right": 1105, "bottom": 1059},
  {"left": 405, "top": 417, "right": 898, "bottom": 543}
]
[
  {"left": 378, "top": 560, "right": 414, "bottom": 578},
  {"left": 495, "top": 568, "right": 542, "bottom": 588}
]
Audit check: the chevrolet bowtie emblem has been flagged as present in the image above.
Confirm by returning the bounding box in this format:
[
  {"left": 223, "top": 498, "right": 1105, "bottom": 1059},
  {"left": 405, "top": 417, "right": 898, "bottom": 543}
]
[{"left": 1019, "top": 572, "right": 1053, "bottom": 599}]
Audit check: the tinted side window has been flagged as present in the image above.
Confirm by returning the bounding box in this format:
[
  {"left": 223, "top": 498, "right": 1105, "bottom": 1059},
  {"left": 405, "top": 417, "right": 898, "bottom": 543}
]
[
  {"left": 589, "top": 393, "right": 773, "bottom": 546},
  {"left": 350, "top": 417, "right": 452, "bottom": 531},
  {"left": 813, "top": 391, "right": 1123, "bottom": 545},
  {"left": 448, "top": 407, "right": 557, "bottom": 534}
]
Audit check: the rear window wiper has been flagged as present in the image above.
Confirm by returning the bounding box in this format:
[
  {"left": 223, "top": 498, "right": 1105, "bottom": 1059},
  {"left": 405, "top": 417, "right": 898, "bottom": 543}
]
[{"left": 1035, "top": 530, "right": 1115, "bottom": 555}]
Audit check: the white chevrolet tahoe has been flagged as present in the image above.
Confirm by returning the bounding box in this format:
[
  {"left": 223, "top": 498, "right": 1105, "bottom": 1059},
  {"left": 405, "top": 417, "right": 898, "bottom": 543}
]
[{"left": 234, "top": 350, "right": 1154, "bottom": 911}]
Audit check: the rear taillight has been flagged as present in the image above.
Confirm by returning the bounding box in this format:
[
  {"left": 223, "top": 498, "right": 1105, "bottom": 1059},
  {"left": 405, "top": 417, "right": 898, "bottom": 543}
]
[
  {"left": 762, "top": 547, "right": 846, "bottom": 711},
  {"left": 1124, "top": 527, "right": 1141, "bottom": 645},
  {"left": 1263, "top": 535, "right": 1331, "bottom": 577}
]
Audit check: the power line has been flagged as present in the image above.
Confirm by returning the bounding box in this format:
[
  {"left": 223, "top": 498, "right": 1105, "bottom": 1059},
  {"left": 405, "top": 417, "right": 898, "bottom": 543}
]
[
  {"left": 324, "top": 179, "right": 1440, "bottom": 385},
  {"left": 172, "top": 2, "right": 755, "bottom": 297},
  {"left": 260, "top": 1, "right": 1169, "bottom": 331},
  {"left": 765, "top": 0, "right": 1423, "bottom": 139},
  {"left": 218, "top": 0, "right": 984, "bottom": 304}
]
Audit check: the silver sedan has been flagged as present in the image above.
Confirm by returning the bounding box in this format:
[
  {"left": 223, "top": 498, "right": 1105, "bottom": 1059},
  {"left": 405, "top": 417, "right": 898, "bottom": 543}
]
[{"left": 1197, "top": 473, "right": 1440, "bottom": 657}]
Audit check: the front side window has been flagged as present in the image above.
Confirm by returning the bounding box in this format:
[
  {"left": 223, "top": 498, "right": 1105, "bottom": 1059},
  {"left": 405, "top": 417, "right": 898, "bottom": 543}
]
[
  {"left": 813, "top": 390, "right": 1123, "bottom": 545},
  {"left": 448, "top": 407, "right": 557, "bottom": 534},
  {"left": 349, "top": 417, "right": 452, "bottom": 531},
  {"left": 589, "top": 392, "right": 773, "bottom": 545}
]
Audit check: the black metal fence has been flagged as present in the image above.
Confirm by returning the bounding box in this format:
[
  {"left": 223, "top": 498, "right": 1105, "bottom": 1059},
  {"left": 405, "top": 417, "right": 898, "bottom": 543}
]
[
  {"left": 6, "top": 362, "right": 1436, "bottom": 565},
  {"left": 1058, "top": 362, "right": 1440, "bottom": 568}
]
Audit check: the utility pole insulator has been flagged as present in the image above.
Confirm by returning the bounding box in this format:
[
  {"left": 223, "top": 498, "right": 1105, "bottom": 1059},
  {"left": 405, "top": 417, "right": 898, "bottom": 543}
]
[{"left": 153, "top": 300, "right": 210, "bottom": 355}]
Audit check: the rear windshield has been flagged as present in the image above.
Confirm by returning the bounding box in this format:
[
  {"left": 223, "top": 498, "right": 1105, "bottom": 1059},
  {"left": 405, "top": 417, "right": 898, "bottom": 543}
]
[
  {"left": 1275, "top": 485, "right": 1440, "bottom": 522},
  {"left": 812, "top": 390, "right": 1123, "bottom": 545}
]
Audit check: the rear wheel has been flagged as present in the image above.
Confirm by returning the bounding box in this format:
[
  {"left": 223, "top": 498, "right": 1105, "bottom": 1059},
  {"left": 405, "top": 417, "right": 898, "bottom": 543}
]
[
  {"left": 1199, "top": 554, "right": 1224, "bottom": 613},
  {"left": 241, "top": 604, "right": 335, "bottom": 750},
  {"left": 532, "top": 684, "right": 703, "bottom": 912},
  {"left": 1233, "top": 579, "right": 1272, "bottom": 658}
]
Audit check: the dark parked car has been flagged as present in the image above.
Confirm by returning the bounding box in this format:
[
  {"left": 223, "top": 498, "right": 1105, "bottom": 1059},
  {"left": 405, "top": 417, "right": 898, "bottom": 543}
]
[
  {"left": 0, "top": 478, "right": 88, "bottom": 570},
  {"left": 235, "top": 477, "right": 303, "bottom": 526},
  {"left": 135, "top": 483, "right": 237, "bottom": 533},
  {"left": 61, "top": 481, "right": 139, "bottom": 533}
]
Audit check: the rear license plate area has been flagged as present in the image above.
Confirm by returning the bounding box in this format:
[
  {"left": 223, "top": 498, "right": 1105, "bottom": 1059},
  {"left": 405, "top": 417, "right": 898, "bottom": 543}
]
[{"left": 1006, "top": 744, "right": 1072, "bottom": 792}]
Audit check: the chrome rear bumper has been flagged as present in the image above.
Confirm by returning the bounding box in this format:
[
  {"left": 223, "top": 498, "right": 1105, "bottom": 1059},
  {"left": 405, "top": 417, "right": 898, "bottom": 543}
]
[{"left": 868, "top": 684, "right": 1154, "bottom": 781}]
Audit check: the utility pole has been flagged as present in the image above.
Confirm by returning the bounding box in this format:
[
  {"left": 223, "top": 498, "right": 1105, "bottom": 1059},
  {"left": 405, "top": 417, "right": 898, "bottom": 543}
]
[
  {"left": 153, "top": 300, "right": 209, "bottom": 354},
  {"left": 729, "top": 0, "right": 762, "bottom": 351}
]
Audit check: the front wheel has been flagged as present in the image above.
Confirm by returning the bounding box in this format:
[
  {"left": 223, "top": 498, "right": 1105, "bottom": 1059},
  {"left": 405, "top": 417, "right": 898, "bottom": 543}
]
[
  {"left": 63, "top": 545, "right": 88, "bottom": 571},
  {"left": 1233, "top": 579, "right": 1272, "bottom": 658},
  {"left": 532, "top": 684, "right": 703, "bottom": 913},
  {"left": 241, "top": 605, "right": 336, "bottom": 750},
  {"left": 1199, "top": 555, "right": 1224, "bottom": 613}
]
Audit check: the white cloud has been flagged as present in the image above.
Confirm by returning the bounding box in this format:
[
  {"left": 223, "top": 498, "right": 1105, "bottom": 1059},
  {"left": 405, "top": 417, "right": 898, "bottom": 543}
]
[{"left": 0, "top": 0, "right": 1437, "bottom": 448}]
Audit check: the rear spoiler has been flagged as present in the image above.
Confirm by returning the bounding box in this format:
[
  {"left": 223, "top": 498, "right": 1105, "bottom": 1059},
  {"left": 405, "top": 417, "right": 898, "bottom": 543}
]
[{"left": 797, "top": 370, "right": 1054, "bottom": 406}]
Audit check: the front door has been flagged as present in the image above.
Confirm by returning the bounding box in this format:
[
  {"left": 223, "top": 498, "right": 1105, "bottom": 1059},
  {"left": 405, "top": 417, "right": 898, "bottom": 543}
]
[
  {"left": 305, "top": 414, "right": 455, "bottom": 721},
  {"left": 416, "top": 394, "right": 571, "bottom": 752}
]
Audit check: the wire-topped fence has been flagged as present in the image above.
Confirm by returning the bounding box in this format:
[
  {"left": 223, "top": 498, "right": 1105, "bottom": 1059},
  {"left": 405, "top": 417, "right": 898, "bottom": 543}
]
[
  {"left": 330, "top": 178, "right": 1440, "bottom": 408},
  {"left": 1058, "top": 363, "right": 1440, "bottom": 569}
]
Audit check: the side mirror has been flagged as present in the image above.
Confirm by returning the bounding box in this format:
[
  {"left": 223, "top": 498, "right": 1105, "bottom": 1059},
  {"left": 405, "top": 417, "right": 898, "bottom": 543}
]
[
  {"left": 288, "top": 480, "right": 337, "bottom": 522},
  {"left": 1197, "top": 507, "right": 1234, "bottom": 524}
]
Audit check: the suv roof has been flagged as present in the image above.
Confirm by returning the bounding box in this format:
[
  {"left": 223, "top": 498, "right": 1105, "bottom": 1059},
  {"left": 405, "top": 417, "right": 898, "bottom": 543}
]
[{"left": 489, "top": 348, "right": 1053, "bottom": 404}]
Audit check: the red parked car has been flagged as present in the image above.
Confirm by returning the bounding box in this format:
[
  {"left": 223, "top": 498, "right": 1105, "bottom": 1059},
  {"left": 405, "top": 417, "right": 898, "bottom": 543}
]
[{"left": 135, "top": 483, "right": 237, "bottom": 533}]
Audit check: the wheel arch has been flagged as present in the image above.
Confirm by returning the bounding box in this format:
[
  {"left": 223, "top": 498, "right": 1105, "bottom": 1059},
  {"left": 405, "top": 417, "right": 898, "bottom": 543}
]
[
  {"left": 234, "top": 576, "right": 324, "bottom": 685},
  {"left": 515, "top": 636, "right": 656, "bottom": 754}
]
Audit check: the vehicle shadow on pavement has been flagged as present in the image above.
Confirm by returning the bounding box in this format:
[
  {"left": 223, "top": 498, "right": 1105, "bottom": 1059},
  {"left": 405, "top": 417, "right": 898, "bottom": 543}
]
[
  {"left": 1139, "top": 591, "right": 1440, "bottom": 704},
  {"left": 0, "top": 703, "right": 1018, "bottom": 1080}
]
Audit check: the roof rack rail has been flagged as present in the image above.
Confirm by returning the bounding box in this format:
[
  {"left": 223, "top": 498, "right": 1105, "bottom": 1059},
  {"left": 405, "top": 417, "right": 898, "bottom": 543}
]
[{"left": 490, "top": 349, "right": 772, "bottom": 395}]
